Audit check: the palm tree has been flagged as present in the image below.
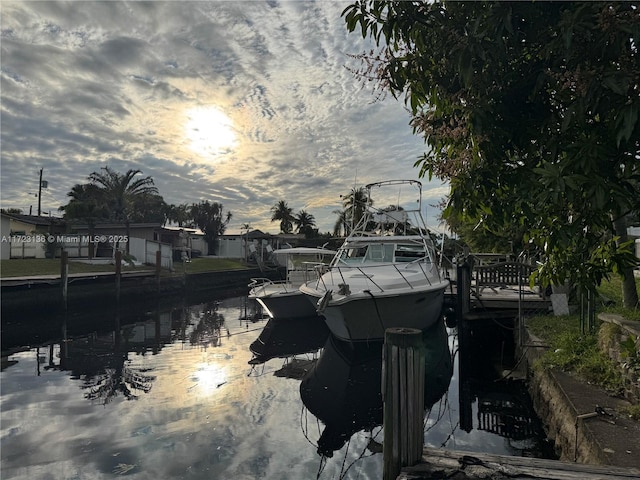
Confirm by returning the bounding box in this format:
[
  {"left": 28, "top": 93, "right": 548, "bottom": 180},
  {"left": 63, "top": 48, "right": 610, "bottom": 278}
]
[
  {"left": 88, "top": 166, "right": 158, "bottom": 252},
  {"left": 89, "top": 167, "right": 158, "bottom": 221},
  {"left": 294, "top": 210, "right": 316, "bottom": 237},
  {"left": 332, "top": 209, "right": 348, "bottom": 237},
  {"left": 340, "top": 187, "right": 369, "bottom": 235},
  {"left": 165, "top": 203, "right": 191, "bottom": 227},
  {"left": 270, "top": 200, "right": 295, "bottom": 234}
]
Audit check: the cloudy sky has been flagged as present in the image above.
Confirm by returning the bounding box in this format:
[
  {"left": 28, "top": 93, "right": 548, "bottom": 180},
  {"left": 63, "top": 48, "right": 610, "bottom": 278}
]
[{"left": 1, "top": 0, "right": 449, "bottom": 234}]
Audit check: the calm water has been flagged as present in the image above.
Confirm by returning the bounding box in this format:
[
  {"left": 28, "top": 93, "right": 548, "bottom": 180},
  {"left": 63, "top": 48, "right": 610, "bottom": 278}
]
[{"left": 1, "top": 292, "right": 553, "bottom": 479}]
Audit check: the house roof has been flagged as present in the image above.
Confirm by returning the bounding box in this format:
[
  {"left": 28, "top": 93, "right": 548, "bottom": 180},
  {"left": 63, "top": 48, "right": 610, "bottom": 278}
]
[
  {"left": 1, "top": 212, "right": 65, "bottom": 227},
  {"left": 69, "top": 222, "right": 163, "bottom": 230},
  {"left": 158, "top": 226, "right": 205, "bottom": 236},
  {"left": 221, "top": 230, "right": 305, "bottom": 240},
  {"left": 221, "top": 229, "right": 273, "bottom": 239},
  {"left": 247, "top": 229, "right": 271, "bottom": 239}
]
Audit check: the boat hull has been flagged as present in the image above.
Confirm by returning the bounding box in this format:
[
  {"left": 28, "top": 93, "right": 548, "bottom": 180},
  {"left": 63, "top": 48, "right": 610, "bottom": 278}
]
[
  {"left": 254, "top": 291, "right": 319, "bottom": 319},
  {"left": 313, "top": 285, "right": 447, "bottom": 342}
]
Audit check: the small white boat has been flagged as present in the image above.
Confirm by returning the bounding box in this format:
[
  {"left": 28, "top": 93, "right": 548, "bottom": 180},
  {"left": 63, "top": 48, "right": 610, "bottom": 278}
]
[
  {"left": 248, "top": 247, "right": 336, "bottom": 319},
  {"left": 299, "top": 180, "right": 449, "bottom": 342}
]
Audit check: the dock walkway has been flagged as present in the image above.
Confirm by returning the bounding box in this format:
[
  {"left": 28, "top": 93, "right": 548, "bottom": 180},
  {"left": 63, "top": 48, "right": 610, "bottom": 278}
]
[{"left": 399, "top": 447, "right": 640, "bottom": 479}]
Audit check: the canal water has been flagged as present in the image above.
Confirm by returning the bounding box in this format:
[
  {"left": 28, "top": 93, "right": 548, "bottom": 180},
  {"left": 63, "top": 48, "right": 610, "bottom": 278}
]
[{"left": 1, "top": 291, "right": 554, "bottom": 479}]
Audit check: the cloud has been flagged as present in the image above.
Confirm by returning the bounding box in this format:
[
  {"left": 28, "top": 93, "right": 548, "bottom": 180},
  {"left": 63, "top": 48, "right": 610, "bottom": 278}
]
[{"left": 0, "top": 1, "right": 445, "bottom": 233}]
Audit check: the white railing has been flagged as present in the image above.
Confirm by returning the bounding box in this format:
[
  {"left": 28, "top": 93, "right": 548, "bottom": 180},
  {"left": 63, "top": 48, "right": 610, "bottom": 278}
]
[{"left": 312, "top": 259, "right": 438, "bottom": 294}]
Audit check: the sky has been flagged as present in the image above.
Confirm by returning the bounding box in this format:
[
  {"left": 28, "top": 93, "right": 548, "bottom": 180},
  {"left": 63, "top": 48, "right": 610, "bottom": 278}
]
[{"left": 1, "top": 0, "right": 449, "bottom": 235}]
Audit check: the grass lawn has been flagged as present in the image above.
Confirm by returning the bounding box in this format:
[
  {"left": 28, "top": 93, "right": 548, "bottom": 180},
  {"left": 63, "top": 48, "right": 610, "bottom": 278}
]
[
  {"left": 597, "top": 274, "right": 640, "bottom": 321},
  {"left": 0, "top": 257, "right": 249, "bottom": 278}
]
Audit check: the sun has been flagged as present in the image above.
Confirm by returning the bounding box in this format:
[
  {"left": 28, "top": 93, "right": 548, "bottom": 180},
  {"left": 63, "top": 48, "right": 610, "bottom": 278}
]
[{"left": 185, "top": 106, "right": 237, "bottom": 159}]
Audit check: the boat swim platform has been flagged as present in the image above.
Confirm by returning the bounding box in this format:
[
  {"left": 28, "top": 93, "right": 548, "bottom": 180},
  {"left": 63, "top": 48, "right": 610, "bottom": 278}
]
[{"left": 398, "top": 447, "right": 640, "bottom": 479}]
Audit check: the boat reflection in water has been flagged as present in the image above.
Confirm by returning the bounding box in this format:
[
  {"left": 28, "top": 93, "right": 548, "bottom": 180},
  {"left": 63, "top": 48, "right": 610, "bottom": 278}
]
[
  {"left": 300, "top": 319, "right": 453, "bottom": 458},
  {"left": 248, "top": 315, "right": 329, "bottom": 366}
]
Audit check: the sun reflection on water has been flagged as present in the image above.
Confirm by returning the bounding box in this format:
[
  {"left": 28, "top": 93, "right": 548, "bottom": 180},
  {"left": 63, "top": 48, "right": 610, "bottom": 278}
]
[{"left": 191, "top": 362, "right": 228, "bottom": 394}]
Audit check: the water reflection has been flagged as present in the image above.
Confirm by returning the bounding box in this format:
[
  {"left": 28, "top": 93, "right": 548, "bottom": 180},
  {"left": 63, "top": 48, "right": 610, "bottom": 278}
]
[
  {"left": 300, "top": 320, "right": 453, "bottom": 458},
  {"left": 22, "top": 300, "right": 234, "bottom": 406},
  {"left": 455, "top": 319, "right": 555, "bottom": 457},
  {"left": 35, "top": 313, "right": 170, "bottom": 404},
  {"left": 1, "top": 293, "right": 553, "bottom": 480},
  {"left": 184, "top": 301, "right": 228, "bottom": 347},
  {"left": 248, "top": 315, "right": 329, "bottom": 366}
]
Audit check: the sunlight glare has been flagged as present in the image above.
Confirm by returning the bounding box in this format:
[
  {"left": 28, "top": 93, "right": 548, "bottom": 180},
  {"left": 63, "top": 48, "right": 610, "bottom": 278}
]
[
  {"left": 185, "top": 106, "right": 237, "bottom": 159},
  {"left": 192, "top": 363, "right": 227, "bottom": 394}
]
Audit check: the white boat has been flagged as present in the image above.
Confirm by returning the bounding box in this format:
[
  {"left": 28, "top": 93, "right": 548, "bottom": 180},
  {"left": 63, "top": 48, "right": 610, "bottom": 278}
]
[
  {"left": 248, "top": 247, "right": 336, "bottom": 319},
  {"left": 299, "top": 180, "right": 449, "bottom": 342}
]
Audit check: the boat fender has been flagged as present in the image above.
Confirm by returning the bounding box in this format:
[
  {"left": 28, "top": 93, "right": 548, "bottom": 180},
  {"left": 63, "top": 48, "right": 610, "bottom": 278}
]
[{"left": 316, "top": 290, "right": 332, "bottom": 313}]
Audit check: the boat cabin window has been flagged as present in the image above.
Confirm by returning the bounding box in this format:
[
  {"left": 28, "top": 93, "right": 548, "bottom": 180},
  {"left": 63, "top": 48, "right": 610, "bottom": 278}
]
[
  {"left": 335, "top": 247, "right": 366, "bottom": 264},
  {"left": 394, "top": 245, "right": 428, "bottom": 262},
  {"left": 363, "top": 243, "right": 394, "bottom": 262},
  {"left": 336, "top": 243, "right": 397, "bottom": 264}
]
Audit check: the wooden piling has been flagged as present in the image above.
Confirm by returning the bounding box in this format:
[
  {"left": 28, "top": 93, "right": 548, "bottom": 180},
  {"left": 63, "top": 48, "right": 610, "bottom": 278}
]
[
  {"left": 382, "top": 327, "right": 426, "bottom": 480},
  {"left": 455, "top": 260, "right": 474, "bottom": 432},
  {"left": 456, "top": 260, "right": 471, "bottom": 318},
  {"left": 60, "top": 251, "right": 68, "bottom": 310},
  {"left": 115, "top": 250, "right": 122, "bottom": 305},
  {"left": 155, "top": 249, "right": 162, "bottom": 291}
]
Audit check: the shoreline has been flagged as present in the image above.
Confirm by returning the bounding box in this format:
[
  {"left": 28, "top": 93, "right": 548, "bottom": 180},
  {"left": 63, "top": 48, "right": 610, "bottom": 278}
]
[
  {"left": 518, "top": 326, "right": 640, "bottom": 469},
  {"left": 0, "top": 268, "right": 271, "bottom": 317}
]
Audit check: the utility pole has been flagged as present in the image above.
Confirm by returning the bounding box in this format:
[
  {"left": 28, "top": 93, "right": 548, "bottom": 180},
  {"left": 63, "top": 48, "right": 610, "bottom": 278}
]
[
  {"left": 37, "top": 168, "right": 48, "bottom": 216},
  {"left": 37, "top": 168, "right": 43, "bottom": 216}
]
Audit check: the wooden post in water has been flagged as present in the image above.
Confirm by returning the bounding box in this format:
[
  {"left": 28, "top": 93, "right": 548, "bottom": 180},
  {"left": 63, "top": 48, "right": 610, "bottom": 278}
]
[
  {"left": 155, "top": 249, "right": 162, "bottom": 292},
  {"left": 456, "top": 258, "right": 473, "bottom": 432},
  {"left": 382, "top": 327, "right": 425, "bottom": 480},
  {"left": 60, "top": 251, "right": 69, "bottom": 310},
  {"left": 456, "top": 259, "right": 471, "bottom": 318},
  {"left": 115, "top": 250, "right": 122, "bottom": 305}
]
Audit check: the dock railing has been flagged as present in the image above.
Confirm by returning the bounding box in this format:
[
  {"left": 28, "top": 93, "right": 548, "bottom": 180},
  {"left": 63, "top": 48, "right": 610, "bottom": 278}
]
[{"left": 473, "top": 260, "right": 541, "bottom": 298}]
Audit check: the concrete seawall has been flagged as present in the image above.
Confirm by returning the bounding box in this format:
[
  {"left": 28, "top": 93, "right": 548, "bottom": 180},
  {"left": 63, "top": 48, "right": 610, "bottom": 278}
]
[
  {"left": 518, "top": 327, "right": 640, "bottom": 469},
  {"left": 1, "top": 268, "right": 270, "bottom": 317}
]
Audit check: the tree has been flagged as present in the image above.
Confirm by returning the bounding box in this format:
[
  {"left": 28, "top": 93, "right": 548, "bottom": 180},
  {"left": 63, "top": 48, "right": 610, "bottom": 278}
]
[
  {"left": 340, "top": 187, "right": 369, "bottom": 235},
  {"left": 1, "top": 208, "right": 23, "bottom": 214},
  {"left": 332, "top": 209, "right": 349, "bottom": 237},
  {"left": 190, "top": 200, "right": 232, "bottom": 255},
  {"left": 60, "top": 167, "right": 163, "bottom": 254},
  {"left": 271, "top": 200, "right": 295, "bottom": 234},
  {"left": 165, "top": 203, "right": 191, "bottom": 227},
  {"left": 88, "top": 166, "right": 160, "bottom": 253},
  {"left": 60, "top": 183, "right": 109, "bottom": 258},
  {"left": 88, "top": 166, "right": 159, "bottom": 221},
  {"left": 294, "top": 210, "right": 318, "bottom": 238},
  {"left": 344, "top": 1, "right": 639, "bottom": 306}
]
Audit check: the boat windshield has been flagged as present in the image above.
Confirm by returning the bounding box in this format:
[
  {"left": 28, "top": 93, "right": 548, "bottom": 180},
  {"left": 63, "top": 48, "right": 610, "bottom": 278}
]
[{"left": 334, "top": 242, "right": 430, "bottom": 265}]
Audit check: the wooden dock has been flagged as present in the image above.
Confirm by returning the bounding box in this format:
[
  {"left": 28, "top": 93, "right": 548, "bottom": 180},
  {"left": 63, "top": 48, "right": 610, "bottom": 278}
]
[
  {"left": 444, "top": 259, "right": 553, "bottom": 318},
  {"left": 398, "top": 447, "right": 640, "bottom": 479}
]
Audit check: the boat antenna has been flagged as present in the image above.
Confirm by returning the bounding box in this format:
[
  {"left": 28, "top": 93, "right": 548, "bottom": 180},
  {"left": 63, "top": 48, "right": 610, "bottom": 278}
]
[{"left": 350, "top": 170, "right": 358, "bottom": 234}]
